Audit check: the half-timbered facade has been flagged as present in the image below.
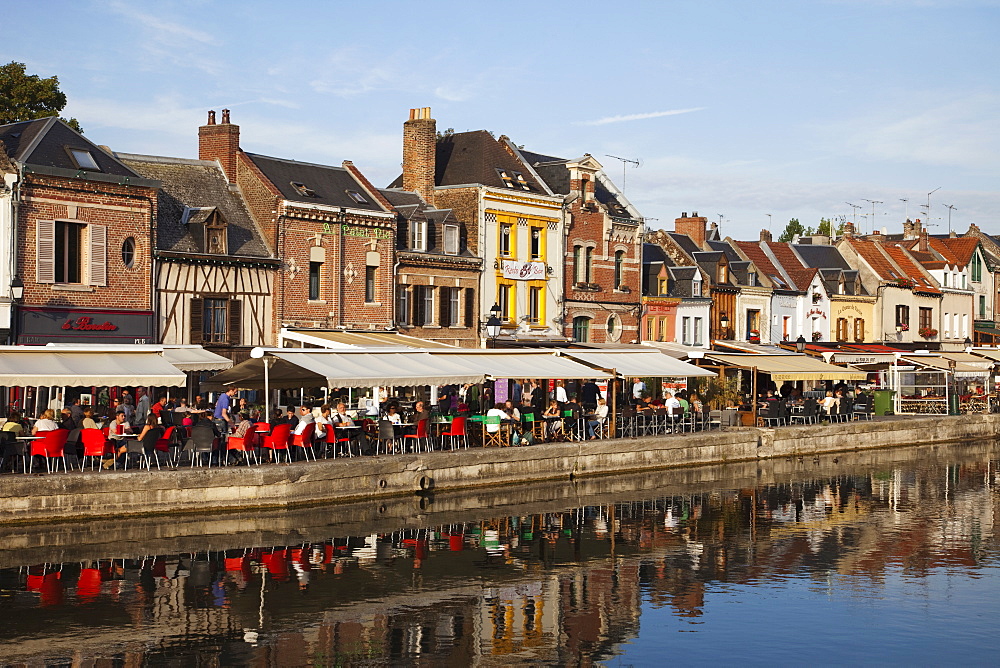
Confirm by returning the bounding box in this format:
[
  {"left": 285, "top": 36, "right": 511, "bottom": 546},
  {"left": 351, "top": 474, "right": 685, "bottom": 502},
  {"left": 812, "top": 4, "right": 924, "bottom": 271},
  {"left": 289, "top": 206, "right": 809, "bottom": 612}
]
[{"left": 118, "top": 153, "right": 278, "bottom": 363}]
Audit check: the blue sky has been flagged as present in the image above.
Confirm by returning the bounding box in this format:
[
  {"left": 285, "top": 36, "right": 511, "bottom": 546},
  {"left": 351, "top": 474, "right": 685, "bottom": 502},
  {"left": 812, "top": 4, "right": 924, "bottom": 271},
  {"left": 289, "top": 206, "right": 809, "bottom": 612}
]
[{"left": 5, "top": 0, "right": 998, "bottom": 239}]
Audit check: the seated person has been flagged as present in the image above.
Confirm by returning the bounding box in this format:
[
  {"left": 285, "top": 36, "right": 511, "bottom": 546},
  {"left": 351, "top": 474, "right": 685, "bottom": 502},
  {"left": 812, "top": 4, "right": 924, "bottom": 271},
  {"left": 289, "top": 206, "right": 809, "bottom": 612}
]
[
  {"left": 32, "top": 409, "right": 59, "bottom": 434},
  {"left": 114, "top": 415, "right": 163, "bottom": 469},
  {"left": 232, "top": 412, "right": 254, "bottom": 439},
  {"left": 81, "top": 408, "right": 99, "bottom": 431},
  {"left": 502, "top": 400, "right": 520, "bottom": 422},
  {"left": 543, "top": 400, "right": 563, "bottom": 437},
  {"left": 1, "top": 410, "right": 24, "bottom": 472},
  {"left": 269, "top": 408, "right": 289, "bottom": 428},
  {"left": 384, "top": 404, "right": 402, "bottom": 425},
  {"left": 485, "top": 403, "right": 510, "bottom": 444},
  {"left": 293, "top": 406, "right": 315, "bottom": 435},
  {"left": 587, "top": 398, "right": 610, "bottom": 440},
  {"left": 664, "top": 392, "right": 682, "bottom": 414},
  {"left": 331, "top": 402, "right": 370, "bottom": 455}
]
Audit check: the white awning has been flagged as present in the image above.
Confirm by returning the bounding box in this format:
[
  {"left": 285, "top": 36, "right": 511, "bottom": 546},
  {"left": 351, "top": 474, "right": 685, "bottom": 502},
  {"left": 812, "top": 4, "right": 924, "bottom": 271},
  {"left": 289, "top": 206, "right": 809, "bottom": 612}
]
[
  {"left": 159, "top": 346, "right": 233, "bottom": 372},
  {"left": 559, "top": 350, "right": 716, "bottom": 378},
  {"left": 210, "top": 351, "right": 487, "bottom": 389},
  {"left": 429, "top": 351, "right": 612, "bottom": 380},
  {"left": 705, "top": 353, "right": 868, "bottom": 381},
  {"left": 0, "top": 348, "right": 187, "bottom": 386}
]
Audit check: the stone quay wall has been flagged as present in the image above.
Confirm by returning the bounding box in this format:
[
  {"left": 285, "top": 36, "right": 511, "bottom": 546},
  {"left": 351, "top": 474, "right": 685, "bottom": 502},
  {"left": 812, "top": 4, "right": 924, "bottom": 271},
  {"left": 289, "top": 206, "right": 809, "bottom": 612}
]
[{"left": 1, "top": 415, "right": 997, "bottom": 526}]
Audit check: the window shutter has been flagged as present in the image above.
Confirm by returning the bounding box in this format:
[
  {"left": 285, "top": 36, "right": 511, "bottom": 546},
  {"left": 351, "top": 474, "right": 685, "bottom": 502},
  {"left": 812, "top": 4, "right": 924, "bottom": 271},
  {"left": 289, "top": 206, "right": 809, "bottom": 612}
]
[
  {"left": 89, "top": 224, "right": 107, "bottom": 286},
  {"left": 464, "top": 287, "right": 475, "bottom": 328},
  {"left": 439, "top": 288, "right": 449, "bottom": 327},
  {"left": 190, "top": 298, "right": 204, "bottom": 344},
  {"left": 228, "top": 299, "right": 242, "bottom": 345},
  {"left": 36, "top": 220, "right": 56, "bottom": 283}
]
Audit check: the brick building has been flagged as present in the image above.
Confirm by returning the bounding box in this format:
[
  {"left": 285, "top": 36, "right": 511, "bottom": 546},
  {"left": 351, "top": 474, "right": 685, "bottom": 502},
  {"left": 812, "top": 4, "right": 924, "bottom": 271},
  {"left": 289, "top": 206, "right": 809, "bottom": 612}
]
[
  {"left": 0, "top": 118, "right": 158, "bottom": 345},
  {"left": 377, "top": 186, "right": 482, "bottom": 347},
  {"left": 392, "top": 108, "right": 566, "bottom": 346},
  {"left": 511, "top": 151, "right": 643, "bottom": 343},
  {"left": 118, "top": 151, "right": 279, "bottom": 364},
  {"left": 197, "top": 110, "right": 396, "bottom": 343}
]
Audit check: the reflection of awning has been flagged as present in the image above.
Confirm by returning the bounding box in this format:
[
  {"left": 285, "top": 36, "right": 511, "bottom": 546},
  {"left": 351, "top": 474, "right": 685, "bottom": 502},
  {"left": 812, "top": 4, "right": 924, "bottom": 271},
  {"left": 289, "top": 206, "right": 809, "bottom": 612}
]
[
  {"left": 559, "top": 350, "right": 715, "bottom": 377},
  {"left": 704, "top": 353, "right": 868, "bottom": 381},
  {"left": 0, "top": 348, "right": 187, "bottom": 386},
  {"left": 210, "top": 351, "right": 485, "bottom": 389},
  {"left": 280, "top": 329, "right": 454, "bottom": 349}
]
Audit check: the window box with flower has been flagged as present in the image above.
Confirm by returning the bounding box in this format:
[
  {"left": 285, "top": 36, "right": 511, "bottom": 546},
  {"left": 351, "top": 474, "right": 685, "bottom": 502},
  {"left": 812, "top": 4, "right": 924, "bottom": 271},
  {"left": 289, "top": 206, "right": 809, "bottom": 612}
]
[
  {"left": 812, "top": 331, "right": 823, "bottom": 341},
  {"left": 918, "top": 327, "right": 938, "bottom": 339}
]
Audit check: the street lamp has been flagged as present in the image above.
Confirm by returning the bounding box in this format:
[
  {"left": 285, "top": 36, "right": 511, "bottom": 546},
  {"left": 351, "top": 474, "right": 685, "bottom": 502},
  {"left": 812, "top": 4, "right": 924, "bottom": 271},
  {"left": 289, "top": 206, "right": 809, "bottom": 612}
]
[
  {"left": 484, "top": 303, "right": 502, "bottom": 348},
  {"left": 795, "top": 334, "right": 807, "bottom": 354},
  {"left": 948, "top": 357, "right": 958, "bottom": 416},
  {"left": 964, "top": 336, "right": 973, "bottom": 351},
  {"left": 719, "top": 312, "right": 730, "bottom": 339}
]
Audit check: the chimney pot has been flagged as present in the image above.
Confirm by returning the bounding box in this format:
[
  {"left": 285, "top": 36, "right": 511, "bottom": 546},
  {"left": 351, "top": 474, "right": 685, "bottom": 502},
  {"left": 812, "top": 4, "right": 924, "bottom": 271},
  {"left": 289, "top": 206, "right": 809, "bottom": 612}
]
[
  {"left": 221, "top": 108, "right": 230, "bottom": 124},
  {"left": 760, "top": 229, "right": 772, "bottom": 242},
  {"left": 681, "top": 212, "right": 687, "bottom": 218},
  {"left": 207, "top": 110, "right": 216, "bottom": 125}
]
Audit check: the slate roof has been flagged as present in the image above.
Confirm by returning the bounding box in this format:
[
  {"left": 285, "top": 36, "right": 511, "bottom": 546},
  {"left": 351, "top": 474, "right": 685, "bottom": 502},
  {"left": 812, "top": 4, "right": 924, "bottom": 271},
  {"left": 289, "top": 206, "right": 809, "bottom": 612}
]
[
  {"left": 0, "top": 117, "right": 140, "bottom": 178},
  {"left": 667, "top": 232, "right": 702, "bottom": 258},
  {"left": 793, "top": 243, "right": 852, "bottom": 270},
  {"left": 518, "top": 150, "right": 637, "bottom": 220},
  {"left": 119, "top": 154, "right": 272, "bottom": 258},
  {"left": 379, "top": 187, "right": 476, "bottom": 258},
  {"left": 389, "top": 130, "right": 547, "bottom": 193},
  {"left": 245, "top": 153, "right": 387, "bottom": 213},
  {"left": 707, "top": 239, "right": 741, "bottom": 263}
]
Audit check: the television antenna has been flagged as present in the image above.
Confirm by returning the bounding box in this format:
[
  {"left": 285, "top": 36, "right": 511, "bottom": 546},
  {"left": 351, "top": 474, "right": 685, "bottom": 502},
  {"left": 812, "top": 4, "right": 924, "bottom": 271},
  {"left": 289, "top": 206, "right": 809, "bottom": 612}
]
[
  {"left": 943, "top": 204, "right": 957, "bottom": 234},
  {"left": 862, "top": 199, "right": 883, "bottom": 236},
  {"left": 845, "top": 202, "right": 862, "bottom": 228},
  {"left": 605, "top": 155, "right": 640, "bottom": 193}
]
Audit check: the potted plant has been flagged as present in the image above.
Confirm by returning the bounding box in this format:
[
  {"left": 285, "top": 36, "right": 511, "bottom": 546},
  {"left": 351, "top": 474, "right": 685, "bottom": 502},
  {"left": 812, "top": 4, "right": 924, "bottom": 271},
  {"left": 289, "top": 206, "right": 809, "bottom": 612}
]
[
  {"left": 918, "top": 327, "right": 938, "bottom": 339},
  {"left": 812, "top": 331, "right": 823, "bottom": 341},
  {"left": 748, "top": 329, "right": 760, "bottom": 343}
]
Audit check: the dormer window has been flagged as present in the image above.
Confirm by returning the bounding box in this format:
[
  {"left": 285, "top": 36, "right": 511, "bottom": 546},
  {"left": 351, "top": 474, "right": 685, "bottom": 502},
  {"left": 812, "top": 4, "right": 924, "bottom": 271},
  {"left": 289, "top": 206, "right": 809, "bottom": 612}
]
[
  {"left": 718, "top": 263, "right": 728, "bottom": 284},
  {"left": 347, "top": 190, "right": 367, "bottom": 204},
  {"left": 747, "top": 271, "right": 757, "bottom": 287},
  {"left": 67, "top": 147, "right": 100, "bottom": 171},
  {"left": 692, "top": 277, "right": 702, "bottom": 297},
  {"left": 497, "top": 169, "right": 515, "bottom": 188},
  {"left": 183, "top": 206, "right": 227, "bottom": 254},
  {"left": 290, "top": 182, "right": 317, "bottom": 197},
  {"left": 514, "top": 172, "right": 530, "bottom": 191}
]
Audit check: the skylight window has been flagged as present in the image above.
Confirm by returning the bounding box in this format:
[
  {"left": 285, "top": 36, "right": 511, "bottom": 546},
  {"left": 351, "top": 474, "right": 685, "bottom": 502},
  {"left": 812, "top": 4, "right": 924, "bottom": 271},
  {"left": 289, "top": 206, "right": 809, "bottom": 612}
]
[
  {"left": 347, "top": 190, "right": 368, "bottom": 204},
  {"left": 68, "top": 148, "right": 100, "bottom": 171},
  {"left": 497, "top": 169, "right": 515, "bottom": 188},
  {"left": 514, "top": 172, "right": 530, "bottom": 190},
  {"left": 290, "top": 181, "right": 317, "bottom": 197}
]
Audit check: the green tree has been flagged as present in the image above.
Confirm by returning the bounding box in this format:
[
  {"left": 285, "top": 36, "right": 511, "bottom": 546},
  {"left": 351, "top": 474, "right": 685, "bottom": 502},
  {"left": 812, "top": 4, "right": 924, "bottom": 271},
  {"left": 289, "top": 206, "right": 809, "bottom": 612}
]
[
  {"left": 815, "top": 217, "right": 844, "bottom": 237},
  {"left": 0, "top": 61, "right": 82, "bottom": 132},
  {"left": 777, "top": 217, "right": 812, "bottom": 243}
]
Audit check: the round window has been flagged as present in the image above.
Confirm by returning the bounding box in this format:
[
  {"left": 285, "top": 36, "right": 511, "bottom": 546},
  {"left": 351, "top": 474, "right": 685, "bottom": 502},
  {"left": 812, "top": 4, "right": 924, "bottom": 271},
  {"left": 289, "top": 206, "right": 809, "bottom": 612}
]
[
  {"left": 122, "top": 237, "right": 136, "bottom": 269},
  {"left": 607, "top": 314, "right": 620, "bottom": 341}
]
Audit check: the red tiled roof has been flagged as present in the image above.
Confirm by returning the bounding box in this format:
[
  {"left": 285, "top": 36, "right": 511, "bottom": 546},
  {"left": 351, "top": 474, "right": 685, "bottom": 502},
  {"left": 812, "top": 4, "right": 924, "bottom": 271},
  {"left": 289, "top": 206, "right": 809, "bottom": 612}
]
[
  {"left": 882, "top": 245, "right": 941, "bottom": 294},
  {"left": 930, "top": 237, "right": 978, "bottom": 268},
  {"left": 766, "top": 242, "right": 817, "bottom": 291},
  {"left": 847, "top": 238, "right": 900, "bottom": 281},
  {"left": 733, "top": 241, "right": 784, "bottom": 287}
]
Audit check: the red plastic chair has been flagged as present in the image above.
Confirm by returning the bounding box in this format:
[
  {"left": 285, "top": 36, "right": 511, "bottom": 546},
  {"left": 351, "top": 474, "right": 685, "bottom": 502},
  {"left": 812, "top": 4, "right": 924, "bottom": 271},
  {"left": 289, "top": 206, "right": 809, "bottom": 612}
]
[
  {"left": 260, "top": 423, "right": 292, "bottom": 464},
  {"left": 80, "top": 428, "right": 112, "bottom": 470},
  {"left": 403, "top": 418, "right": 432, "bottom": 453},
  {"left": 226, "top": 429, "right": 258, "bottom": 466},
  {"left": 291, "top": 422, "right": 316, "bottom": 461},
  {"left": 441, "top": 416, "right": 468, "bottom": 450},
  {"left": 327, "top": 423, "right": 356, "bottom": 458},
  {"left": 30, "top": 429, "right": 70, "bottom": 473}
]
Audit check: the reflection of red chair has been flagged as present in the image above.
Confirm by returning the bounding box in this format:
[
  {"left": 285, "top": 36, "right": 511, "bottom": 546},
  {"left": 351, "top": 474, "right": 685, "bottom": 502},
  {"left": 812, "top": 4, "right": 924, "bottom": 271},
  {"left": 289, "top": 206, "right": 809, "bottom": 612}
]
[
  {"left": 77, "top": 568, "right": 103, "bottom": 602},
  {"left": 448, "top": 534, "right": 464, "bottom": 551},
  {"left": 263, "top": 549, "right": 289, "bottom": 581},
  {"left": 260, "top": 424, "right": 291, "bottom": 464},
  {"left": 291, "top": 423, "right": 316, "bottom": 461},
  {"left": 30, "top": 429, "right": 70, "bottom": 473},
  {"left": 81, "top": 429, "right": 112, "bottom": 470},
  {"left": 39, "top": 572, "right": 64, "bottom": 607}
]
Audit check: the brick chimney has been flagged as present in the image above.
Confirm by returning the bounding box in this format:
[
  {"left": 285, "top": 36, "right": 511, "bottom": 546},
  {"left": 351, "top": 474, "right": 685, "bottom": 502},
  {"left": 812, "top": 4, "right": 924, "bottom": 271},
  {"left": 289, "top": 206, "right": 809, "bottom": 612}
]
[
  {"left": 843, "top": 221, "right": 855, "bottom": 238},
  {"left": 759, "top": 229, "right": 772, "bottom": 243},
  {"left": 902, "top": 219, "right": 915, "bottom": 238},
  {"left": 675, "top": 211, "right": 708, "bottom": 248},
  {"left": 919, "top": 228, "right": 929, "bottom": 252},
  {"left": 199, "top": 109, "right": 240, "bottom": 182},
  {"left": 402, "top": 107, "right": 436, "bottom": 204}
]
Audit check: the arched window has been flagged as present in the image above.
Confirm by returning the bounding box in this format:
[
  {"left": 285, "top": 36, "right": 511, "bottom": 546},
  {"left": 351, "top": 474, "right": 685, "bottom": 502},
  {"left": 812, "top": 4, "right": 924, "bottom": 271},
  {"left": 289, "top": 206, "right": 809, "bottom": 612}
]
[
  {"left": 614, "top": 250, "right": 625, "bottom": 288},
  {"left": 573, "top": 245, "right": 582, "bottom": 284},
  {"left": 572, "top": 316, "right": 591, "bottom": 343},
  {"left": 584, "top": 247, "right": 594, "bottom": 283}
]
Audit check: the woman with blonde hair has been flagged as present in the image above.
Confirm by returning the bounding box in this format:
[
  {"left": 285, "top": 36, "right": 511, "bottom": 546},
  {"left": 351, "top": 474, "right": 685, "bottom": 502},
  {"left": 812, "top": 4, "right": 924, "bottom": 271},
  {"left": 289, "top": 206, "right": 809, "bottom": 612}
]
[{"left": 32, "top": 409, "right": 59, "bottom": 435}]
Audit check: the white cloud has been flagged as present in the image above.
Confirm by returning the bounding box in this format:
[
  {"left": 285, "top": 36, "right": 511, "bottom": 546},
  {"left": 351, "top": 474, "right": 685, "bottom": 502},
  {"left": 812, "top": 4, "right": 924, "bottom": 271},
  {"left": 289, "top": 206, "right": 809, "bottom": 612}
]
[
  {"left": 577, "top": 108, "right": 705, "bottom": 126},
  {"left": 103, "top": 1, "right": 222, "bottom": 75}
]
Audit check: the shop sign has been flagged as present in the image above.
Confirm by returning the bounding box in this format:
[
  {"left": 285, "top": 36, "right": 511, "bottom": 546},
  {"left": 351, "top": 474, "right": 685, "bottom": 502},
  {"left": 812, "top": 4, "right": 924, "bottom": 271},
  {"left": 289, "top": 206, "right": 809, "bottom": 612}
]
[
  {"left": 320, "top": 223, "right": 392, "bottom": 239},
  {"left": 17, "top": 307, "right": 153, "bottom": 345},
  {"left": 501, "top": 260, "right": 546, "bottom": 281},
  {"left": 61, "top": 317, "right": 118, "bottom": 332}
]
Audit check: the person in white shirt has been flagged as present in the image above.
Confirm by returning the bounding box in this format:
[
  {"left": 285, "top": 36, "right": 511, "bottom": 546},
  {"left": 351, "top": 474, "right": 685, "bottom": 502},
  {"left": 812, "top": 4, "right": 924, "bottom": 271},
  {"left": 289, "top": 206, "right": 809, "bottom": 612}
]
[
  {"left": 384, "top": 405, "right": 402, "bottom": 425},
  {"left": 485, "top": 403, "right": 508, "bottom": 433},
  {"left": 31, "top": 409, "right": 59, "bottom": 434},
  {"left": 664, "top": 392, "right": 682, "bottom": 413},
  {"left": 293, "top": 405, "right": 315, "bottom": 435},
  {"left": 587, "top": 398, "right": 610, "bottom": 440},
  {"left": 554, "top": 380, "right": 568, "bottom": 404},
  {"left": 631, "top": 378, "right": 646, "bottom": 404}
]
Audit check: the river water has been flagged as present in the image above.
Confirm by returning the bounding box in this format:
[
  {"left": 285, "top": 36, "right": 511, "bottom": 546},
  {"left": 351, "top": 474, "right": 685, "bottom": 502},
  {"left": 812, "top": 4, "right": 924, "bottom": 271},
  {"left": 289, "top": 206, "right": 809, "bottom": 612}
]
[{"left": 1, "top": 440, "right": 998, "bottom": 666}]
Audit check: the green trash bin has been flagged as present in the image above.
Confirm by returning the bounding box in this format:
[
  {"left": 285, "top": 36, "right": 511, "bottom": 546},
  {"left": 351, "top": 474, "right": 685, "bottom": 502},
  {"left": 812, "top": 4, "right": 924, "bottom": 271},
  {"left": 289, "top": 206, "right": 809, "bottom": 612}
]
[
  {"left": 873, "top": 389, "right": 895, "bottom": 416},
  {"left": 949, "top": 393, "right": 960, "bottom": 416}
]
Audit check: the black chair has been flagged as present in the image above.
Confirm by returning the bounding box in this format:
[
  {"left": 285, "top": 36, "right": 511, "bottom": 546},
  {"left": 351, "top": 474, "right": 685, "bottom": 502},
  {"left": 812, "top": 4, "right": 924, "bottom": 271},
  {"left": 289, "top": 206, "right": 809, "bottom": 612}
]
[
  {"left": 189, "top": 425, "right": 217, "bottom": 467},
  {"left": 791, "top": 398, "right": 819, "bottom": 425}
]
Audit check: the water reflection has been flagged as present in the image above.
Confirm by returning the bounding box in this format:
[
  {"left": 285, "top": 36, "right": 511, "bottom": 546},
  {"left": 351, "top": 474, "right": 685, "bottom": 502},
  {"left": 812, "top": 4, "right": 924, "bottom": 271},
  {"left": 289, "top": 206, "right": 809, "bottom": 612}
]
[{"left": 1, "top": 442, "right": 998, "bottom": 665}]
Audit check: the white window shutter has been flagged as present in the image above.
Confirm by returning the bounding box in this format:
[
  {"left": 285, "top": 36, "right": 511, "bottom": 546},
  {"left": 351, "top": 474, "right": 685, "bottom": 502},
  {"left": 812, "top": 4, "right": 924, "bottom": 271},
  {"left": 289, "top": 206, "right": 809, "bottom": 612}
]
[
  {"left": 89, "top": 224, "right": 107, "bottom": 286},
  {"left": 36, "top": 220, "right": 55, "bottom": 283}
]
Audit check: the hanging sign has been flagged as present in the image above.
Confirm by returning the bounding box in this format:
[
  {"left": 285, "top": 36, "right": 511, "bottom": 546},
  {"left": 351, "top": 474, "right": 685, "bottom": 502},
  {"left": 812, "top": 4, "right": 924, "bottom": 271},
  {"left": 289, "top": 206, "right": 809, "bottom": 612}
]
[{"left": 501, "top": 260, "right": 546, "bottom": 281}]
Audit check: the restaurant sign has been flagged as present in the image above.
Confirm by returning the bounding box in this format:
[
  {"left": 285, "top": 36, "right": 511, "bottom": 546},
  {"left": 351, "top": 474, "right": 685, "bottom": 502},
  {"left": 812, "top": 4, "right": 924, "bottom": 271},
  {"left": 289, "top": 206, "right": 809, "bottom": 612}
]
[
  {"left": 17, "top": 306, "right": 154, "bottom": 345},
  {"left": 501, "top": 260, "right": 546, "bottom": 281},
  {"left": 320, "top": 223, "right": 392, "bottom": 239}
]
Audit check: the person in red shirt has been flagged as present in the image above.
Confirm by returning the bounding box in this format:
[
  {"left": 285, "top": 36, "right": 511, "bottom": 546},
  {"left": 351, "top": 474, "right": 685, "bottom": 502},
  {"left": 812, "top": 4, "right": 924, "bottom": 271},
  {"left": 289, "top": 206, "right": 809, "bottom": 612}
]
[{"left": 150, "top": 396, "right": 166, "bottom": 421}]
